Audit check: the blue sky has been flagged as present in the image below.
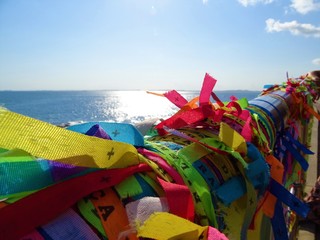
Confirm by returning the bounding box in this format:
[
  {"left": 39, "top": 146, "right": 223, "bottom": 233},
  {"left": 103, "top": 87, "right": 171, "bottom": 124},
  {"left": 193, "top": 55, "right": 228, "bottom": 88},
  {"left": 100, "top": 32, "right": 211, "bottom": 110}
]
[{"left": 0, "top": 0, "right": 319, "bottom": 91}]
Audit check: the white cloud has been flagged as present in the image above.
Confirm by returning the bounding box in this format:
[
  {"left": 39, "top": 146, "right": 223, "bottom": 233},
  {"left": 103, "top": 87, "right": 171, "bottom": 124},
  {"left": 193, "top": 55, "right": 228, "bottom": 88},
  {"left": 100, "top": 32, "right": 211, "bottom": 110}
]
[
  {"left": 312, "top": 58, "right": 320, "bottom": 65},
  {"left": 265, "top": 18, "right": 320, "bottom": 37},
  {"left": 238, "top": 0, "right": 274, "bottom": 7},
  {"left": 290, "top": 0, "right": 320, "bottom": 14},
  {"left": 203, "top": 0, "right": 209, "bottom": 4}
]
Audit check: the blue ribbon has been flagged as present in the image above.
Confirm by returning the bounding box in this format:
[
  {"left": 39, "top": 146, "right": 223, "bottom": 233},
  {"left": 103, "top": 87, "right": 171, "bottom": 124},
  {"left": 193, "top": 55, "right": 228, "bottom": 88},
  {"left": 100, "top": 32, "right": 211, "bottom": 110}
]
[
  {"left": 269, "top": 178, "right": 310, "bottom": 218},
  {"left": 285, "top": 131, "right": 314, "bottom": 155},
  {"left": 281, "top": 137, "right": 309, "bottom": 171},
  {"left": 245, "top": 143, "right": 270, "bottom": 195},
  {"left": 215, "top": 176, "right": 246, "bottom": 205},
  {"left": 67, "top": 122, "right": 144, "bottom": 146},
  {"left": 254, "top": 98, "right": 285, "bottom": 131},
  {"left": 271, "top": 199, "right": 289, "bottom": 240}
]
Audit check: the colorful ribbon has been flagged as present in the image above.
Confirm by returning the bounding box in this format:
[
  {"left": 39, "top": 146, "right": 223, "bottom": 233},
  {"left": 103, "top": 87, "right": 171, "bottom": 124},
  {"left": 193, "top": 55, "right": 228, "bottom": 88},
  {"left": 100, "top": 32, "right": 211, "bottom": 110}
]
[{"left": 0, "top": 72, "right": 317, "bottom": 240}]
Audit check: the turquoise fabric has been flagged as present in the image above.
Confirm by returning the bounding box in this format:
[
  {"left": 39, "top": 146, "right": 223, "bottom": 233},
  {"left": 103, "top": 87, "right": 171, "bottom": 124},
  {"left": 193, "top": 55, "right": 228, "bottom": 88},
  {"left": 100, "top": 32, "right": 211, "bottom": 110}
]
[{"left": 67, "top": 122, "right": 144, "bottom": 146}]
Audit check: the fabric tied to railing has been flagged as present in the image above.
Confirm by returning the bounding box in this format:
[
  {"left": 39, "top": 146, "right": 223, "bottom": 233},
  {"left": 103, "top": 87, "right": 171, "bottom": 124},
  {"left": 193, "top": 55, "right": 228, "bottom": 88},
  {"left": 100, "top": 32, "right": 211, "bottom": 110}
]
[{"left": 0, "top": 72, "right": 317, "bottom": 240}]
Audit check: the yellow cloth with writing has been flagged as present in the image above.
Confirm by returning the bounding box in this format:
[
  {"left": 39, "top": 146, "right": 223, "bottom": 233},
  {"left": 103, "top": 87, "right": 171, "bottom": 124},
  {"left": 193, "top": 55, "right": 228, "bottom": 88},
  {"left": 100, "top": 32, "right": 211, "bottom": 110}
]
[
  {"left": 219, "top": 122, "right": 247, "bottom": 154},
  {"left": 0, "top": 108, "right": 139, "bottom": 168},
  {"left": 137, "top": 212, "right": 207, "bottom": 240}
]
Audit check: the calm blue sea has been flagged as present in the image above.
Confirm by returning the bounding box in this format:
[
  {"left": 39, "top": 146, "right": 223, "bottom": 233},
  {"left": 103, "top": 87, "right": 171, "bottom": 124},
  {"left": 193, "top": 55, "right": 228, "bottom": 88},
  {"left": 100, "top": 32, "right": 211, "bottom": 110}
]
[{"left": 0, "top": 90, "right": 260, "bottom": 125}]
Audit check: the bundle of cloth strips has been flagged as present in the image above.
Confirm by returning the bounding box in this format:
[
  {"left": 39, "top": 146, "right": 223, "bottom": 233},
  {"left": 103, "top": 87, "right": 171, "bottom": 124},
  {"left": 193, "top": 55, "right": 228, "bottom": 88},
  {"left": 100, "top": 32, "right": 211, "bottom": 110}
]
[{"left": 0, "top": 71, "right": 320, "bottom": 240}]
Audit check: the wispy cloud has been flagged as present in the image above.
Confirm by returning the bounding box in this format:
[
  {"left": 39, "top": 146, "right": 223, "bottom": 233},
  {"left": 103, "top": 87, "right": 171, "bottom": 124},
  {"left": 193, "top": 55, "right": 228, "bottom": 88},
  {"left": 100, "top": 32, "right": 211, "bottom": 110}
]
[
  {"left": 290, "top": 0, "right": 320, "bottom": 14},
  {"left": 238, "top": 0, "right": 274, "bottom": 7},
  {"left": 266, "top": 18, "right": 320, "bottom": 37},
  {"left": 203, "top": 0, "right": 209, "bottom": 4},
  {"left": 312, "top": 58, "right": 320, "bottom": 65}
]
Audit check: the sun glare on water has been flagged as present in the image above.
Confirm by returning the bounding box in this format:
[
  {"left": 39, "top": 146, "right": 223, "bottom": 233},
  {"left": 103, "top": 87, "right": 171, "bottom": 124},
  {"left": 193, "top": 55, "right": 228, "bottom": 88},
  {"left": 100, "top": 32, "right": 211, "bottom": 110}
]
[{"left": 101, "top": 90, "right": 181, "bottom": 123}]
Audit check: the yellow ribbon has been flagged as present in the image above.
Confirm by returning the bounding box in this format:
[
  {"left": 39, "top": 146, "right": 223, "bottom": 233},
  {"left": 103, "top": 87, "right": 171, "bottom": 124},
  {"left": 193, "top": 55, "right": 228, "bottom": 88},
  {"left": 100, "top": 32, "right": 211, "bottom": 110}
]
[
  {"left": 0, "top": 108, "right": 139, "bottom": 168},
  {"left": 137, "top": 212, "right": 208, "bottom": 240}
]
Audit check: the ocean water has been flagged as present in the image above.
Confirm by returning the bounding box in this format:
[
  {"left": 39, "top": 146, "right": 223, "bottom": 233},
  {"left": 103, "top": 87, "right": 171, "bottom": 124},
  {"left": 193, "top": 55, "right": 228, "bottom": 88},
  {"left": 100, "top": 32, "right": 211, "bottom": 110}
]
[{"left": 0, "top": 90, "right": 260, "bottom": 125}]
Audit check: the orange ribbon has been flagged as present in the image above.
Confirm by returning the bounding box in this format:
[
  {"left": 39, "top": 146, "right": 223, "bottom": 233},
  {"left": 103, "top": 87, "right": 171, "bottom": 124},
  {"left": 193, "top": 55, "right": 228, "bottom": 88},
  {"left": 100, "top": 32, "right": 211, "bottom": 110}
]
[{"left": 90, "top": 187, "right": 138, "bottom": 240}]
